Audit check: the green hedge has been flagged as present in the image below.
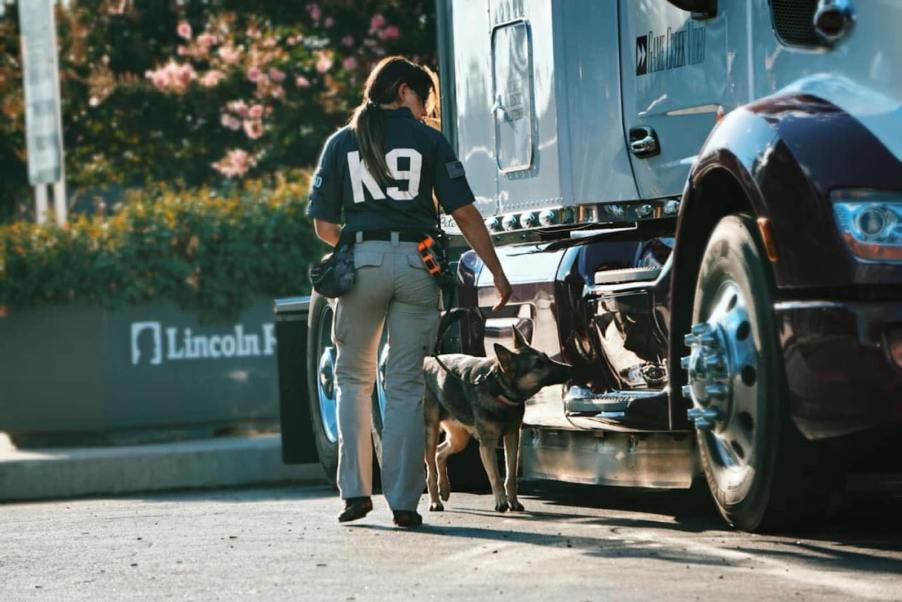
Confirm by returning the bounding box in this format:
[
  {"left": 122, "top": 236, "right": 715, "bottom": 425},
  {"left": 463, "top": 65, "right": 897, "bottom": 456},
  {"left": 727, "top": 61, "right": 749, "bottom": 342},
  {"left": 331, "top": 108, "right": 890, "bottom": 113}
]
[{"left": 0, "top": 173, "right": 325, "bottom": 318}]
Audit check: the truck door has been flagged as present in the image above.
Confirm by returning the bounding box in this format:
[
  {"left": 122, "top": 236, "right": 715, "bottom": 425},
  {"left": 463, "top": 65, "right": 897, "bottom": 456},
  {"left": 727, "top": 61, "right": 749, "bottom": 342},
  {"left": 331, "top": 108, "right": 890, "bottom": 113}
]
[
  {"left": 447, "top": 0, "right": 500, "bottom": 217},
  {"left": 618, "top": 0, "right": 735, "bottom": 199}
]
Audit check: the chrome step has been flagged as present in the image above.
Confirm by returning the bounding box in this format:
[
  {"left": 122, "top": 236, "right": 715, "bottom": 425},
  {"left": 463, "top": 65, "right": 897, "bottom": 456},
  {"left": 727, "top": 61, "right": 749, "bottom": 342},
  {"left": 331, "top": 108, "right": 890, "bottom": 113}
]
[
  {"left": 564, "top": 387, "right": 668, "bottom": 427},
  {"left": 594, "top": 266, "right": 661, "bottom": 285}
]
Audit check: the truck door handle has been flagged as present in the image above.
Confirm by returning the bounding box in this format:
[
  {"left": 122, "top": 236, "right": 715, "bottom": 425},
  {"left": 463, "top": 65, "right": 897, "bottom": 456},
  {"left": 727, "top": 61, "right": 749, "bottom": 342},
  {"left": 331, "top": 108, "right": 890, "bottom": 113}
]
[
  {"left": 629, "top": 127, "right": 660, "bottom": 158},
  {"left": 492, "top": 94, "right": 511, "bottom": 122}
]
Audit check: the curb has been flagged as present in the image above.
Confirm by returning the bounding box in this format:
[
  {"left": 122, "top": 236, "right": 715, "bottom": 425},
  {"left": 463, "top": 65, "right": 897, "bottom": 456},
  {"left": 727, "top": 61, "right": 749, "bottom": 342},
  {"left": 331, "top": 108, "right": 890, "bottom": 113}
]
[{"left": 0, "top": 434, "right": 326, "bottom": 503}]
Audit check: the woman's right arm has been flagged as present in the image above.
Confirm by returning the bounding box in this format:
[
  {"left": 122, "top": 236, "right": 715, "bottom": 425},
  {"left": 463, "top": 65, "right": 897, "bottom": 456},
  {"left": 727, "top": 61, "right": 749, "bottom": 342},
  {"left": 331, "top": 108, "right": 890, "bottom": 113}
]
[
  {"left": 313, "top": 218, "right": 342, "bottom": 248},
  {"left": 450, "top": 204, "right": 512, "bottom": 311}
]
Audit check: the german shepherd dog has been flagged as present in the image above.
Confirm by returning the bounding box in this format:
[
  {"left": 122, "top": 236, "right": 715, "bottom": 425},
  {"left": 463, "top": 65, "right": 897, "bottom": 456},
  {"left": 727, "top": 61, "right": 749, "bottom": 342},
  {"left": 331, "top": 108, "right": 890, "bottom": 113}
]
[{"left": 423, "top": 317, "right": 571, "bottom": 512}]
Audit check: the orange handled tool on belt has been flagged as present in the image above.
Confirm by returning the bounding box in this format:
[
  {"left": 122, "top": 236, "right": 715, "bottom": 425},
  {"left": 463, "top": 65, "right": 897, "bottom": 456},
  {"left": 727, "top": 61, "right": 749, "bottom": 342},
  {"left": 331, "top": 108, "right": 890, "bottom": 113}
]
[{"left": 417, "top": 236, "right": 442, "bottom": 277}]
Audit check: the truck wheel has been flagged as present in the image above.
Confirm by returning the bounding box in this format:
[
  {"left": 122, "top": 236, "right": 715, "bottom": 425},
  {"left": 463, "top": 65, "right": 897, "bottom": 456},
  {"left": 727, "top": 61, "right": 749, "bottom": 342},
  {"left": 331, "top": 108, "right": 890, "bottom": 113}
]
[
  {"left": 684, "top": 214, "right": 835, "bottom": 532},
  {"left": 371, "top": 336, "right": 389, "bottom": 468},
  {"left": 307, "top": 292, "right": 339, "bottom": 487}
]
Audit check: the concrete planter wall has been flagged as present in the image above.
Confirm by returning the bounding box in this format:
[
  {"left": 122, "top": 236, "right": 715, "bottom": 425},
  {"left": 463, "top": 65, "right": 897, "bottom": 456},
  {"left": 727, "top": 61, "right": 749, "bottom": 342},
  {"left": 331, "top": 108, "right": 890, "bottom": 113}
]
[{"left": 0, "top": 297, "right": 279, "bottom": 447}]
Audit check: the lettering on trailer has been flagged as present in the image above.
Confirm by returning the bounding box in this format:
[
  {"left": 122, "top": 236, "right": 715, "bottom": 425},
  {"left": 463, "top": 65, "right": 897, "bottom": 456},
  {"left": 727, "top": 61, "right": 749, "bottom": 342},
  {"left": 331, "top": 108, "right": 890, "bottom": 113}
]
[
  {"left": 636, "top": 21, "right": 706, "bottom": 76},
  {"left": 130, "top": 322, "right": 276, "bottom": 367}
]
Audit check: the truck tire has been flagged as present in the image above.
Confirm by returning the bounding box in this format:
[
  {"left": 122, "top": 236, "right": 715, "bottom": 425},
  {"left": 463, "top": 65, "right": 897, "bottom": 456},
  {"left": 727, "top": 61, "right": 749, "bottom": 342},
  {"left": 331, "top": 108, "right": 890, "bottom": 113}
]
[
  {"left": 686, "top": 214, "right": 837, "bottom": 532},
  {"left": 307, "top": 292, "right": 339, "bottom": 487},
  {"left": 371, "top": 336, "right": 389, "bottom": 469}
]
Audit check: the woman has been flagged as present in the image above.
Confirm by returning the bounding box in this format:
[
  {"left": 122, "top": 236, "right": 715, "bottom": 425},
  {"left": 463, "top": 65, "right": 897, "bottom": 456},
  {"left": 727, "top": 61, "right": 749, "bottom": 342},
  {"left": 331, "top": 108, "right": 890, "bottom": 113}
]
[{"left": 307, "top": 56, "right": 512, "bottom": 528}]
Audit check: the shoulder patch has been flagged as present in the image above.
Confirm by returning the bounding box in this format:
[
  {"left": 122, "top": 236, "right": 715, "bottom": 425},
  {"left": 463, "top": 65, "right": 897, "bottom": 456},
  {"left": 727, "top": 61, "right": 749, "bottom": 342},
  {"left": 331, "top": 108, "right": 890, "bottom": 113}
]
[
  {"left": 312, "top": 174, "right": 324, "bottom": 189},
  {"left": 445, "top": 160, "right": 466, "bottom": 179}
]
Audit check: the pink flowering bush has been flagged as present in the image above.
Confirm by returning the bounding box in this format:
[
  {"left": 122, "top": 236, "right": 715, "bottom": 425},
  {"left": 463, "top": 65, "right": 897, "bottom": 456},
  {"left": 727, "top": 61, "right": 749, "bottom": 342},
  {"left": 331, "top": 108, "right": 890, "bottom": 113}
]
[
  {"left": 0, "top": 0, "right": 437, "bottom": 221},
  {"left": 136, "top": 2, "right": 435, "bottom": 180}
]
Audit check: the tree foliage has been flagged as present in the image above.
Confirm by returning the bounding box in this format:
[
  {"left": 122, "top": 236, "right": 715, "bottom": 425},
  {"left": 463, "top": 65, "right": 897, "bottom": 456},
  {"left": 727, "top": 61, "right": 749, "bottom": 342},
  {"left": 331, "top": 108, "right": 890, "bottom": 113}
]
[{"left": 0, "top": 0, "right": 436, "bottom": 222}]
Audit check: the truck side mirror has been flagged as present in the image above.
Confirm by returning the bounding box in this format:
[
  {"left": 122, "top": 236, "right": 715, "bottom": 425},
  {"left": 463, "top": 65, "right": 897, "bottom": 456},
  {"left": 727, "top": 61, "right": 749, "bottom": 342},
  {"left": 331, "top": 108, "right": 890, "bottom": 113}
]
[{"left": 666, "top": 0, "right": 717, "bottom": 20}]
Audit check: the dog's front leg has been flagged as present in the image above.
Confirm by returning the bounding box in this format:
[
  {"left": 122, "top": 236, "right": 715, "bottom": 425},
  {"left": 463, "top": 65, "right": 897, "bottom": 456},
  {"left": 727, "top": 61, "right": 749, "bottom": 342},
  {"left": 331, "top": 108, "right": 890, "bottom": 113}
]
[
  {"left": 477, "top": 438, "right": 509, "bottom": 512},
  {"left": 503, "top": 429, "right": 524, "bottom": 511}
]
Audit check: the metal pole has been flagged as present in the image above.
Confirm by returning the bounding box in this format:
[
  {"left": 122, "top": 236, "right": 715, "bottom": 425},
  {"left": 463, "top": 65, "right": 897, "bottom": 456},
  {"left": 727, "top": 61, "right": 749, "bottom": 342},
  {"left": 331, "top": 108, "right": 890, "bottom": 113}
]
[
  {"left": 49, "top": 0, "right": 66, "bottom": 226},
  {"left": 35, "top": 184, "right": 49, "bottom": 224},
  {"left": 52, "top": 180, "right": 66, "bottom": 225},
  {"left": 19, "top": 0, "right": 66, "bottom": 223}
]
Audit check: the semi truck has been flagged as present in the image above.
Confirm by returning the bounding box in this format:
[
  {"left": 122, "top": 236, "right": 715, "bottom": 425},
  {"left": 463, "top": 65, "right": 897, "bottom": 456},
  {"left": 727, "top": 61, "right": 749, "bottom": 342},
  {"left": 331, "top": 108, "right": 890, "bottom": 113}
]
[{"left": 277, "top": 0, "right": 902, "bottom": 532}]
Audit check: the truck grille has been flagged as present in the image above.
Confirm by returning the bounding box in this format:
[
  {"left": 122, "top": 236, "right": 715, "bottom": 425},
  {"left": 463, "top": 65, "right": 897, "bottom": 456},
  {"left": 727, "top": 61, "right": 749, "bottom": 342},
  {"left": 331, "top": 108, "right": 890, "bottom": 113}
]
[{"left": 770, "top": 0, "right": 821, "bottom": 47}]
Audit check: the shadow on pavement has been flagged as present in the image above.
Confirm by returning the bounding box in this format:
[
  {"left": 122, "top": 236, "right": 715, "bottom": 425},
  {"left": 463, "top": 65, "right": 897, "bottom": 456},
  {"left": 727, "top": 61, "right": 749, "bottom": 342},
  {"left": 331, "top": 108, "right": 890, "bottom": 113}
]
[
  {"left": 347, "top": 521, "right": 743, "bottom": 569},
  {"left": 346, "top": 480, "right": 902, "bottom": 575}
]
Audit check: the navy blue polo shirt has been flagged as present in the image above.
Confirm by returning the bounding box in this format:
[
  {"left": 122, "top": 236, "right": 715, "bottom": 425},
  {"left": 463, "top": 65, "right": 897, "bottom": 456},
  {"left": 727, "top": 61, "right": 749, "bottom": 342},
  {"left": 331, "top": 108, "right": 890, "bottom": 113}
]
[{"left": 306, "top": 107, "right": 475, "bottom": 232}]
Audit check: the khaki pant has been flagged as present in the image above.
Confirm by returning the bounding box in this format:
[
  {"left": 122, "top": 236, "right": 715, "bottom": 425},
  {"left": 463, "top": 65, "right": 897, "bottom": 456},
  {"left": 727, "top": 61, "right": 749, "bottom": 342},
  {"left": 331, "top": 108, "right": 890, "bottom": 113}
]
[{"left": 332, "top": 238, "right": 441, "bottom": 512}]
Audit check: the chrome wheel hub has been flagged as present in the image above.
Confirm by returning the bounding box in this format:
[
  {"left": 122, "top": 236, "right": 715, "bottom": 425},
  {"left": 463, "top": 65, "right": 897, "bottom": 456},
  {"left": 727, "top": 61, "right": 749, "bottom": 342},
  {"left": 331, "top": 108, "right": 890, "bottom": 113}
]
[
  {"left": 319, "top": 348, "right": 336, "bottom": 400},
  {"left": 683, "top": 281, "right": 760, "bottom": 471},
  {"left": 316, "top": 308, "right": 339, "bottom": 444},
  {"left": 376, "top": 340, "right": 389, "bottom": 422}
]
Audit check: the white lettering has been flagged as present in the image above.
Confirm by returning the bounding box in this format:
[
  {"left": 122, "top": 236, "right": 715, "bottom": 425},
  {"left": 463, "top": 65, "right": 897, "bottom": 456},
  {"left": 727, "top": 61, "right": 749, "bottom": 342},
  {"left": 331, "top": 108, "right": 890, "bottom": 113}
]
[
  {"left": 385, "top": 148, "right": 422, "bottom": 200},
  {"left": 184, "top": 328, "right": 198, "bottom": 359},
  {"left": 193, "top": 336, "right": 209, "bottom": 358},
  {"left": 129, "top": 321, "right": 275, "bottom": 366},
  {"left": 209, "top": 335, "right": 222, "bottom": 358},
  {"left": 166, "top": 327, "right": 185, "bottom": 360},
  {"left": 347, "top": 149, "right": 423, "bottom": 202},
  {"left": 236, "top": 325, "right": 247, "bottom": 356},
  {"left": 347, "top": 150, "right": 386, "bottom": 204},
  {"left": 263, "top": 324, "right": 276, "bottom": 355},
  {"left": 244, "top": 333, "right": 260, "bottom": 356},
  {"left": 221, "top": 335, "right": 237, "bottom": 357}
]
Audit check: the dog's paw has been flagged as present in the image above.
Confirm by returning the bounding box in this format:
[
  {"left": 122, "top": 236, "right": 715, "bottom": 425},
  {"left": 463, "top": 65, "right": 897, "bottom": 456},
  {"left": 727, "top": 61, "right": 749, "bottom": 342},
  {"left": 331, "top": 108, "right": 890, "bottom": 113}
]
[
  {"left": 429, "top": 502, "right": 444, "bottom": 512},
  {"left": 494, "top": 501, "right": 510, "bottom": 513},
  {"left": 439, "top": 483, "right": 450, "bottom": 502},
  {"left": 508, "top": 500, "right": 525, "bottom": 512}
]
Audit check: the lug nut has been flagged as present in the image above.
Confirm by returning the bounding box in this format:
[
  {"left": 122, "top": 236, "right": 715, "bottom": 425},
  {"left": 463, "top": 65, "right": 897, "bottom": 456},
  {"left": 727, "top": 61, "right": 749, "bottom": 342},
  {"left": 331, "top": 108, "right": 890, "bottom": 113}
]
[
  {"left": 681, "top": 384, "right": 693, "bottom": 399},
  {"left": 705, "top": 383, "right": 728, "bottom": 398},
  {"left": 681, "top": 356, "right": 691, "bottom": 370},
  {"left": 695, "top": 418, "right": 714, "bottom": 430},
  {"left": 704, "top": 355, "right": 725, "bottom": 372},
  {"left": 691, "top": 323, "right": 712, "bottom": 335},
  {"left": 688, "top": 406, "right": 722, "bottom": 426},
  {"left": 698, "top": 332, "right": 718, "bottom": 346}
]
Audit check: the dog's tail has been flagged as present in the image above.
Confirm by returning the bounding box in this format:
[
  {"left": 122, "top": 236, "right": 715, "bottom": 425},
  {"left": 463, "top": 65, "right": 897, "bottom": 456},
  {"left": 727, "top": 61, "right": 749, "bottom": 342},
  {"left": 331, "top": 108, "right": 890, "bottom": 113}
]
[{"left": 434, "top": 307, "right": 481, "bottom": 356}]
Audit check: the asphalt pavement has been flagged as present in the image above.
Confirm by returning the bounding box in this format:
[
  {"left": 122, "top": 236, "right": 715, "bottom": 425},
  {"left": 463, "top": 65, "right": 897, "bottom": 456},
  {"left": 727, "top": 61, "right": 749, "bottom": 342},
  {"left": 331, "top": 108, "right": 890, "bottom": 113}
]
[{"left": 1, "top": 480, "right": 900, "bottom": 601}]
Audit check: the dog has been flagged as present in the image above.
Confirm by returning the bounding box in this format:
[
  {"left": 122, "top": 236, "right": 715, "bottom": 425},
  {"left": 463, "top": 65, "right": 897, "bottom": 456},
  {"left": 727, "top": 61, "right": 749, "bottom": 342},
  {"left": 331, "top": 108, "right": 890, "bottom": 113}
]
[{"left": 422, "top": 317, "right": 571, "bottom": 513}]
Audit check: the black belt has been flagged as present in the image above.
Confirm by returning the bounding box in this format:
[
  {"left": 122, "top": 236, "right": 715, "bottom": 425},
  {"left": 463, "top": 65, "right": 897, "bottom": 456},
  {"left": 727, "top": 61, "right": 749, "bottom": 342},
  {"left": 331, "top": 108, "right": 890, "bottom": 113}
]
[{"left": 353, "top": 229, "right": 433, "bottom": 243}]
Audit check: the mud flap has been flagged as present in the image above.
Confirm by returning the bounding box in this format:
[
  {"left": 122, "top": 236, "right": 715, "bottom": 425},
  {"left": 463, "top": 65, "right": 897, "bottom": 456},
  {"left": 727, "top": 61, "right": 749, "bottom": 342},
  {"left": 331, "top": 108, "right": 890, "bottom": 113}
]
[{"left": 274, "top": 297, "right": 318, "bottom": 464}]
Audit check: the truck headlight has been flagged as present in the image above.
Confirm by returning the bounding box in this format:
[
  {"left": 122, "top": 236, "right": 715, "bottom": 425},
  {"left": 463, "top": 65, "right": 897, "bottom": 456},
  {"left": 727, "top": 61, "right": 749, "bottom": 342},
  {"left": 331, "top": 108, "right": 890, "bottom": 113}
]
[{"left": 832, "top": 190, "right": 902, "bottom": 262}]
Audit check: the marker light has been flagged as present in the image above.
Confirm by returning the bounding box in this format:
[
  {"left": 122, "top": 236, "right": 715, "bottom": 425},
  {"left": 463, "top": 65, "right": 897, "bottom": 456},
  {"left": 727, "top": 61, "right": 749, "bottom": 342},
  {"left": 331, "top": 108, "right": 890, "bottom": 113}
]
[
  {"left": 503, "top": 213, "right": 522, "bottom": 231},
  {"left": 560, "top": 208, "right": 575, "bottom": 224},
  {"left": 832, "top": 190, "right": 902, "bottom": 262},
  {"left": 539, "top": 209, "right": 558, "bottom": 226}
]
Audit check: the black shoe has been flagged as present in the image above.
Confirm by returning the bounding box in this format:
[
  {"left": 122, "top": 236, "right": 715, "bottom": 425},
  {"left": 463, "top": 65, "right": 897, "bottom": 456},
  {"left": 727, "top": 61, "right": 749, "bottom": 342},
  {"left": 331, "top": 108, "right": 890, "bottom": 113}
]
[
  {"left": 392, "top": 510, "right": 423, "bottom": 528},
  {"left": 338, "top": 497, "right": 373, "bottom": 523}
]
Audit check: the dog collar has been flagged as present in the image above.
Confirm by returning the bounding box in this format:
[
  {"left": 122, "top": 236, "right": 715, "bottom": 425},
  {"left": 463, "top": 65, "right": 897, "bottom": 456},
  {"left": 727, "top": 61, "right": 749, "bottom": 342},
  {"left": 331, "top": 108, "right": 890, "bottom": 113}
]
[{"left": 494, "top": 394, "right": 521, "bottom": 407}]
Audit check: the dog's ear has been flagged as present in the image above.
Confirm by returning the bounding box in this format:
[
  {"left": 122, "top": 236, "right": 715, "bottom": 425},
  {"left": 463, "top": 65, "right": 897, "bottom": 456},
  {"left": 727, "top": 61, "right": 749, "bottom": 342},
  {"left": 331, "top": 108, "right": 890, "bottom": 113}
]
[
  {"left": 512, "top": 325, "right": 529, "bottom": 350},
  {"left": 493, "top": 343, "right": 516, "bottom": 374}
]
